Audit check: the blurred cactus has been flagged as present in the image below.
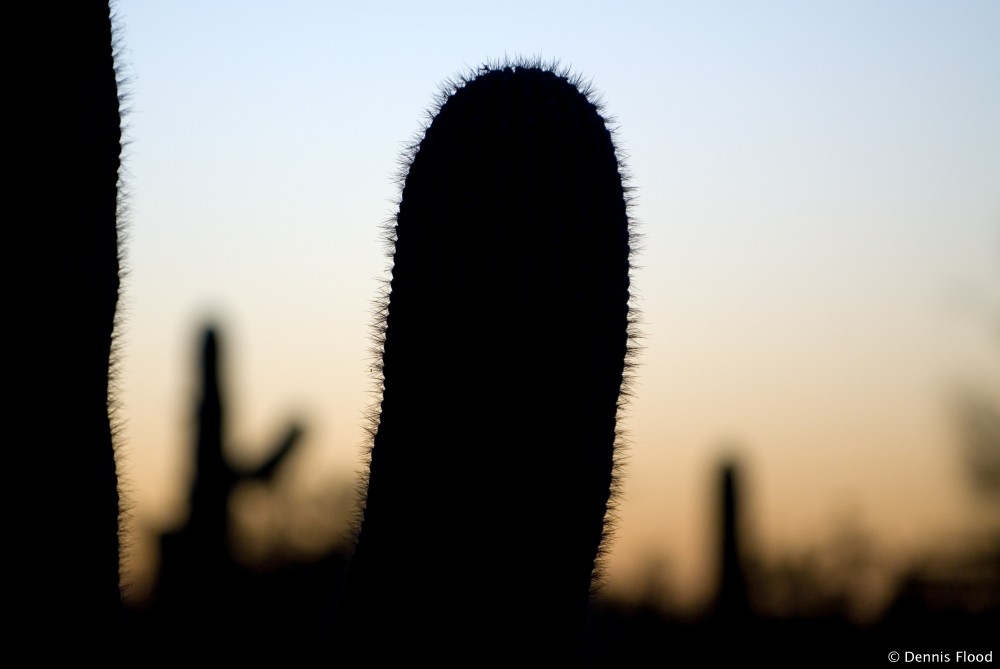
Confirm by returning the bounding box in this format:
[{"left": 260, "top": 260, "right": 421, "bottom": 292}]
[
  {"left": 344, "top": 61, "right": 637, "bottom": 660},
  {"left": 714, "top": 459, "right": 751, "bottom": 622},
  {"left": 14, "top": 0, "right": 124, "bottom": 642},
  {"left": 157, "top": 325, "right": 302, "bottom": 620},
  {"left": 958, "top": 392, "right": 1000, "bottom": 500}
]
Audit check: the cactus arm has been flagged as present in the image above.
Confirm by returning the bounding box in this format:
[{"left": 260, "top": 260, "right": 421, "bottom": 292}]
[{"left": 244, "top": 423, "right": 304, "bottom": 481}]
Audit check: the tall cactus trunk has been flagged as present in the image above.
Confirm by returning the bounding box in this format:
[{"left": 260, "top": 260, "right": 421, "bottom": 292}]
[
  {"left": 16, "top": 0, "right": 123, "bottom": 642},
  {"left": 714, "top": 459, "right": 750, "bottom": 621},
  {"left": 53, "top": 0, "right": 123, "bottom": 615},
  {"left": 190, "top": 327, "right": 231, "bottom": 595},
  {"left": 343, "top": 63, "right": 635, "bottom": 660}
]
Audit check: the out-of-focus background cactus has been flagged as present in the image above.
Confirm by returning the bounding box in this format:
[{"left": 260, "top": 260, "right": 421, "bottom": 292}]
[{"left": 127, "top": 324, "right": 350, "bottom": 663}]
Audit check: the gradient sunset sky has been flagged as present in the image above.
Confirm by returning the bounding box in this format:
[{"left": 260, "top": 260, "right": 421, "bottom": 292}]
[{"left": 114, "top": 0, "right": 999, "bottom": 606}]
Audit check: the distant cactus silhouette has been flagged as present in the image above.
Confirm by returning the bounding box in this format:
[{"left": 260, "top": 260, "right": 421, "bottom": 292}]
[
  {"left": 15, "top": 0, "right": 124, "bottom": 642},
  {"left": 158, "top": 325, "right": 302, "bottom": 619},
  {"left": 713, "top": 458, "right": 751, "bottom": 621},
  {"left": 343, "top": 61, "right": 637, "bottom": 659},
  {"left": 134, "top": 323, "right": 358, "bottom": 664}
]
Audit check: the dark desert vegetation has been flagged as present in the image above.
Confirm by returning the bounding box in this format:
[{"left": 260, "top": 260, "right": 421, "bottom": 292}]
[{"left": 339, "top": 61, "right": 638, "bottom": 661}]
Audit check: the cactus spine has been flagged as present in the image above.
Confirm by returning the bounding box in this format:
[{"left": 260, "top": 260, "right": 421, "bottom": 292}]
[{"left": 345, "top": 61, "right": 636, "bottom": 659}]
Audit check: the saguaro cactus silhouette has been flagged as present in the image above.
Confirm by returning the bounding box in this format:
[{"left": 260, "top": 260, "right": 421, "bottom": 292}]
[
  {"left": 344, "top": 62, "right": 636, "bottom": 659},
  {"left": 15, "top": 0, "right": 123, "bottom": 639},
  {"left": 713, "top": 458, "right": 751, "bottom": 621},
  {"left": 158, "top": 326, "right": 302, "bottom": 619}
]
